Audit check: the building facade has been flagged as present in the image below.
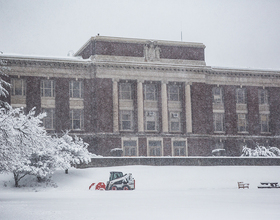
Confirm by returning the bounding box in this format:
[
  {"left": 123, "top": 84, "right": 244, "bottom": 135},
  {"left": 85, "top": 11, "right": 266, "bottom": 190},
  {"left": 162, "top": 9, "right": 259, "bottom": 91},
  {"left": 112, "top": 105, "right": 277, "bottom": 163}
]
[{"left": 1, "top": 36, "right": 280, "bottom": 156}]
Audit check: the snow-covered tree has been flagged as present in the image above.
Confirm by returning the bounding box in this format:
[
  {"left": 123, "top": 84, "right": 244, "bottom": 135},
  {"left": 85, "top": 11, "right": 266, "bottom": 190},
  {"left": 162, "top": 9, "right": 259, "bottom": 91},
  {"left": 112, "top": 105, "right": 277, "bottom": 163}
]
[
  {"left": 55, "top": 132, "right": 92, "bottom": 173},
  {"left": 0, "top": 106, "right": 52, "bottom": 186},
  {"left": 0, "top": 59, "right": 10, "bottom": 98},
  {"left": 241, "top": 144, "right": 280, "bottom": 157}
]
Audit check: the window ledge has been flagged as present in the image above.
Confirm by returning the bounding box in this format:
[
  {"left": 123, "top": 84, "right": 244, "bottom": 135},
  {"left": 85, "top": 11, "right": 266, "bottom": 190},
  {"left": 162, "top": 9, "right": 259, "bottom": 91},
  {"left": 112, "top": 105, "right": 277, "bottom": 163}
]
[
  {"left": 70, "top": 97, "right": 83, "bottom": 100},
  {"left": 120, "top": 130, "right": 134, "bottom": 132},
  {"left": 214, "top": 131, "right": 225, "bottom": 134},
  {"left": 237, "top": 131, "right": 249, "bottom": 134}
]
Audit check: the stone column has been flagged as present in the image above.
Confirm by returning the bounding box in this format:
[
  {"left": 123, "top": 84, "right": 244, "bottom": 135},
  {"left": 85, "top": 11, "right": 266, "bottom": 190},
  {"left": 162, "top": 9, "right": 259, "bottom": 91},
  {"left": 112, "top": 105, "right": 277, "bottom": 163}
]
[
  {"left": 161, "top": 81, "right": 168, "bottom": 133},
  {"left": 185, "top": 83, "right": 192, "bottom": 133},
  {"left": 113, "top": 79, "right": 119, "bottom": 133},
  {"left": 137, "top": 80, "right": 144, "bottom": 132}
]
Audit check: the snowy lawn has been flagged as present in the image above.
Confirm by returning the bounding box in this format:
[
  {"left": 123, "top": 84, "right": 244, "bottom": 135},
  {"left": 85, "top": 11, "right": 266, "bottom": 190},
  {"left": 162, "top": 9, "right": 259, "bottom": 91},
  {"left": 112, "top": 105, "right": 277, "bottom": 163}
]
[{"left": 1, "top": 166, "right": 280, "bottom": 220}]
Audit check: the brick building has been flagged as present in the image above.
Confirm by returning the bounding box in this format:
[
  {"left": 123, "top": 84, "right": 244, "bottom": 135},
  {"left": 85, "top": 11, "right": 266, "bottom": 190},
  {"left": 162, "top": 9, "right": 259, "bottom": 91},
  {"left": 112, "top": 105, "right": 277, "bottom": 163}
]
[{"left": 1, "top": 36, "right": 280, "bottom": 156}]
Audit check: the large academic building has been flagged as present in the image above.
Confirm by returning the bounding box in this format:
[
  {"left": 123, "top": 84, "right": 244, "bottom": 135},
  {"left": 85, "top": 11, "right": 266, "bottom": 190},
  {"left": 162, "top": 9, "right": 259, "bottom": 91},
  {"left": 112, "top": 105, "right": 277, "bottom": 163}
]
[{"left": 1, "top": 36, "right": 280, "bottom": 157}]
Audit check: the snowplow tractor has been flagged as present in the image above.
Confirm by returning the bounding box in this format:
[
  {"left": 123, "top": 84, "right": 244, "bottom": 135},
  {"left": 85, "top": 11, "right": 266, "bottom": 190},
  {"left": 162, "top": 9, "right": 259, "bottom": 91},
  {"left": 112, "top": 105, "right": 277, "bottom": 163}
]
[
  {"left": 89, "top": 171, "right": 135, "bottom": 191},
  {"left": 106, "top": 171, "right": 135, "bottom": 190}
]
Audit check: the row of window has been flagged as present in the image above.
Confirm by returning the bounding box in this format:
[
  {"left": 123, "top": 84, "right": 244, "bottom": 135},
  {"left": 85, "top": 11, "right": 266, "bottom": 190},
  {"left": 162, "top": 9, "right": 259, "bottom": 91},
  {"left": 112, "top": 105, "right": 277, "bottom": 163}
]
[
  {"left": 42, "top": 109, "right": 84, "bottom": 130},
  {"left": 11, "top": 79, "right": 83, "bottom": 98},
  {"left": 120, "top": 110, "right": 181, "bottom": 132},
  {"left": 213, "top": 87, "right": 269, "bottom": 104},
  {"left": 11, "top": 79, "right": 270, "bottom": 104},
  {"left": 123, "top": 139, "right": 187, "bottom": 156},
  {"left": 120, "top": 83, "right": 181, "bottom": 101},
  {"left": 213, "top": 113, "right": 270, "bottom": 133}
]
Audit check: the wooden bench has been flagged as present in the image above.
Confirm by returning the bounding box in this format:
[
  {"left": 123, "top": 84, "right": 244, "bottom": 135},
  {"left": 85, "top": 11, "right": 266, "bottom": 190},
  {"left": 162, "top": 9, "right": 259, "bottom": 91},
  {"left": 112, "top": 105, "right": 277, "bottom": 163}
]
[
  {"left": 238, "top": 182, "right": 249, "bottom": 189},
  {"left": 258, "top": 182, "right": 280, "bottom": 189}
]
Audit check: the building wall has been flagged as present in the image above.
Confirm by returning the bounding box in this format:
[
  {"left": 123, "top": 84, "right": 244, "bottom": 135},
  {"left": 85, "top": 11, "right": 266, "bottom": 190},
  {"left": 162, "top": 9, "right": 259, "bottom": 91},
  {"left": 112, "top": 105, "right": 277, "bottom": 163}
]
[
  {"left": 55, "top": 78, "right": 70, "bottom": 132},
  {"left": 191, "top": 82, "right": 213, "bottom": 135},
  {"left": 26, "top": 76, "right": 41, "bottom": 115},
  {"left": 247, "top": 86, "right": 260, "bottom": 135},
  {"left": 268, "top": 87, "right": 280, "bottom": 135},
  {"left": 224, "top": 85, "right": 237, "bottom": 135},
  {"left": 94, "top": 78, "right": 113, "bottom": 133},
  {"left": 2, "top": 36, "right": 280, "bottom": 157}
]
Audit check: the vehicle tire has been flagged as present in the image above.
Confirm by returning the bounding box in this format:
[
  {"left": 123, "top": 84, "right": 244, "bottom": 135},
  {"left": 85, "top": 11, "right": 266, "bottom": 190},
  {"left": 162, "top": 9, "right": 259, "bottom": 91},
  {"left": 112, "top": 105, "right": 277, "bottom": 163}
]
[
  {"left": 122, "top": 185, "right": 130, "bottom": 190},
  {"left": 111, "top": 185, "right": 118, "bottom": 190}
]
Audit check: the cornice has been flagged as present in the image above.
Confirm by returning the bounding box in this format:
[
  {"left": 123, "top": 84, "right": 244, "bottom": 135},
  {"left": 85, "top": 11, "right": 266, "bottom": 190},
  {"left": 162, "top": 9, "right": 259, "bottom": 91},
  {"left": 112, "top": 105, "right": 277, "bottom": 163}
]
[
  {"left": 1, "top": 56, "right": 91, "bottom": 69},
  {"left": 208, "top": 67, "right": 280, "bottom": 79},
  {"left": 94, "top": 61, "right": 211, "bottom": 74}
]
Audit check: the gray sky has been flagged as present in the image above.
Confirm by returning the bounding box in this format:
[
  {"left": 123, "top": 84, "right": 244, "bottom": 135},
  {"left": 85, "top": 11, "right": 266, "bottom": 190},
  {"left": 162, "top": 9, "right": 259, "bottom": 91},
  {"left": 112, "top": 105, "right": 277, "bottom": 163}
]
[{"left": 1, "top": 0, "right": 280, "bottom": 70}]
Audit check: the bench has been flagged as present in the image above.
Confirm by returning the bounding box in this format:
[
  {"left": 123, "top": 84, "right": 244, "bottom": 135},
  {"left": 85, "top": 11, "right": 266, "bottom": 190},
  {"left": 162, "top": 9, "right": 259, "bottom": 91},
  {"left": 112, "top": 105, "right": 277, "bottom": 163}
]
[
  {"left": 238, "top": 182, "right": 249, "bottom": 189},
  {"left": 258, "top": 182, "right": 280, "bottom": 189}
]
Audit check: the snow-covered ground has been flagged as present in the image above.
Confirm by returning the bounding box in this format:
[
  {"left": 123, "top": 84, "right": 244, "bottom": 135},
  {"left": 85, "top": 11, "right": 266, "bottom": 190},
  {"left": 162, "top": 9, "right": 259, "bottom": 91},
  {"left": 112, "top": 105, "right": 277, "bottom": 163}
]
[{"left": 1, "top": 166, "right": 280, "bottom": 220}]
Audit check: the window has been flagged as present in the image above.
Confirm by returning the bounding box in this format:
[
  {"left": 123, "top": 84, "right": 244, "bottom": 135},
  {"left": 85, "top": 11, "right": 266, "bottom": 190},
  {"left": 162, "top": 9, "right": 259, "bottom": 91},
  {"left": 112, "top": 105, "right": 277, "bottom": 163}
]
[
  {"left": 236, "top": 88, "right": 246, "bottom": 104},
  {"left": 144, "top": 84, "right": 158, "bottom": 100},
  {"left": 169, "top": 112, "right": 181, "bottom": 132},
  {"left": 119, "top": 83, "right": 132, "bottom": 100},
  {"left": 123, "top": 140, "right": 137, "bottom": 156},
  {"left": 148, "top": 140, "right": 162, "bottom": 156},
  {"left": 168, "top": 84, "right": 179, "bottom": 101},
  {"left": 145, "top": 111, "right": 159, "bottom": 131},
  {"left": 259, "top": 89, "right": 268, "bottom": 104},
  {"left": 260, "top": 114, "right": 269, "bottom": 133},
  {"left": 237, "top": 114, "right": 248, "bottom": 132},
  {"left": 42, "top": 108, "right": 55, "bottom": 130},
  {"left": 173, "top": 141, "right": 186, "bottom": 156},
  {"left": 70, "top": 80, "right": 83, "bottom": 98},
  {"left": 212, "top": 87, "right": 223, "bottom": 104},
  {"left": 213, "top": 113, "right": 224, "bottom": 132},
  {"left": 11, "top": 78, "right": 26, "bottom": 96},
  {"left": 70, "top": 109, "right": 84, "bottom": 130},
  {"left": 41, "top": 80, "right": 55, "bottom": 97},
  {"left": 120, "top": 110, "right": 133, "bottom": 131}
]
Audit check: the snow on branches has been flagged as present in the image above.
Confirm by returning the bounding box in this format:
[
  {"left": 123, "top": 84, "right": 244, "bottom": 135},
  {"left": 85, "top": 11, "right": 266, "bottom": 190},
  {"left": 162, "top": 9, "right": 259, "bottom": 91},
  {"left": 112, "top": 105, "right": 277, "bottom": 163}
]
[
  {"left": 0, "top": 59, "right": 10, "bottom": 98},
  {"left": 54, "top": 131, "right": 92, "bottom": 171},
  {"left": 0, "top": 105, "right": 92, "bottom": 187},
  {"left": 0, "top": 106, "right": 51, "bottom": 186},
  {"left": 241, "top": 144, "right": 280, "bottom": 157}
]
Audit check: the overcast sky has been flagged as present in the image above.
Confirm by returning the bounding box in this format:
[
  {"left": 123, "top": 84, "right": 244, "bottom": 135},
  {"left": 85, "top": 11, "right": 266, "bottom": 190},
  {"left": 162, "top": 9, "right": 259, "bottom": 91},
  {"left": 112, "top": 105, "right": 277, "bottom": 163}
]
[{"left": 1, "top": 0, "right": 280, "bottom": 70}]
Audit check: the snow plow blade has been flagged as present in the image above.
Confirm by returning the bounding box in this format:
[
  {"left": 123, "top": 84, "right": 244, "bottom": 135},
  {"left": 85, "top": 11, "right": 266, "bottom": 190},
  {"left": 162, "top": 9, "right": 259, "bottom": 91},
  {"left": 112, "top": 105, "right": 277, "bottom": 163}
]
[{"left": 89, "top": 182, "right": 106, "bottom": 190}]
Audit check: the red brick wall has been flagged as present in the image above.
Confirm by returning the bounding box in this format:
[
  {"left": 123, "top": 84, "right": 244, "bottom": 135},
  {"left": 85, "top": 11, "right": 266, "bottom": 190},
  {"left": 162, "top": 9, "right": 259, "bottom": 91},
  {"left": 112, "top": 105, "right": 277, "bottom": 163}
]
[
  {"left": 95, "top": 137, "right": 121, "bottom": 156},
  {"left": 84, "top": 78, "right": 94, "bottom": 132},
  {"left": 247, "top": 86, "right": 260, "bottom": 135},
  {"left": 55, "top": 78, "right": 70, "bottom": 132},
  {"left": 268, "top": 87, "right": 280, "bottom": 135},
  {"left": 187, "top": 138, "right": 212, "bottom": 156},
  {"left": 95, "top": 41, "right": 144, "bottom": 57},
  {"left": 77, "top": 41, "right": 94, "bottom": 59},
  {"left": 191, "top": 83, "right": 213, "bottom": 134},
  {"left": 138, "top": 137, "right": 147, "bottom": 156},
  {"left": 94, "top": 78, "right": 113, "bottom": 133},
  {"left": 163, "top": 138, "right": 172, "bottom": 156},
  {"left": 160, "top": 45, "right": 204, "bottom": 61},
  {"left": 26, "top": 76, "right": 41, "bottom": 115},
  {"left": 224, "top": 85, "right": 237, "bottom": 135}
]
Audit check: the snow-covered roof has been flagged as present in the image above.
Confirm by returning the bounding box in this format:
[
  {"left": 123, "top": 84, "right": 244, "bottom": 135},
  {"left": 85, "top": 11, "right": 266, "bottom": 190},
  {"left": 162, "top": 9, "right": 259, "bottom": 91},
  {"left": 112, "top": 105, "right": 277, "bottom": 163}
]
[{"left": 0, "top": 53, "right": 90, "bottom": 63}]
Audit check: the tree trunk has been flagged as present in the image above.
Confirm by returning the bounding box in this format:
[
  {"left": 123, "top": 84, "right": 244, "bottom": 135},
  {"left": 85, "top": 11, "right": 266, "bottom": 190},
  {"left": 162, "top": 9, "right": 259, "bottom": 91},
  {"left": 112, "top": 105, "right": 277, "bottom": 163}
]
[{"left": 13, "top": 172, "right": 19, "bottom": 187}]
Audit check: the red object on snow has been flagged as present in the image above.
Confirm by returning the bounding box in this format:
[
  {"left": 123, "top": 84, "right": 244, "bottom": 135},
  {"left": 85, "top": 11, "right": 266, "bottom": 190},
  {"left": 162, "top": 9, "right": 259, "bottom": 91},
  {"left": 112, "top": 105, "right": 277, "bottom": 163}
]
[
  {"left": 95, "top": 182, "right": 106, "bottom": 190},
  {"left": 89, "top": 183, "right": 95, "bottom": 190}
]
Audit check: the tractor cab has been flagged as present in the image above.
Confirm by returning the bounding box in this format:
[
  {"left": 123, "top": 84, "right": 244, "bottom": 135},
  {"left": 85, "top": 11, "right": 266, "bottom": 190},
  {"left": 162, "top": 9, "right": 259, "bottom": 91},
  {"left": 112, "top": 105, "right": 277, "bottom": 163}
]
[{"left": 109, "top": 171, "right": 124, "bottom": 181}]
